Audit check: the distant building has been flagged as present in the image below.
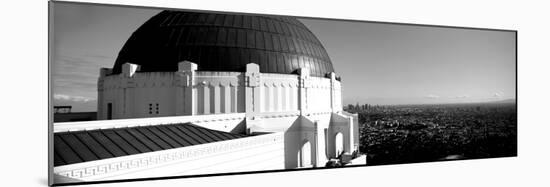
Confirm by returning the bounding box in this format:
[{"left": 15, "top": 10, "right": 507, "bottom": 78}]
[
  {"left": 53, "top": 10, "right": 364, "bottom": 183},
  {"left": 53, "top": 106, "right": 96, "bottom": 122},
  {"left": 54, "top": 106, "right": 72, "bottom": 113}
]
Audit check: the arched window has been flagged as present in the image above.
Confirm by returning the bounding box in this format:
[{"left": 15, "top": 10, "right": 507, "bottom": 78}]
[
  {"left": 335, "top": 132, "right": 344, "bottom": 157},
  {"left": 298, "top": 141, "right": 312, "bottom": 167}
]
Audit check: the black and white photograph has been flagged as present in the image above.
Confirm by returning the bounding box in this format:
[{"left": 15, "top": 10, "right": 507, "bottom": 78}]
[{"left": 49, "top": 1, "right": 516, "bottom": 185}]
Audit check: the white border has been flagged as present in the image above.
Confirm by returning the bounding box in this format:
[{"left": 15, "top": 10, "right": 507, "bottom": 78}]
[{"left": 2, "top": 0, "right": 549, "bottom": 187}]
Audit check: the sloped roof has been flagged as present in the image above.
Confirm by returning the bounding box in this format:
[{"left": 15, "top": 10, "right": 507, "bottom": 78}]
[{"left": 54, "top": 123, "right": 247, "bottom": 166}]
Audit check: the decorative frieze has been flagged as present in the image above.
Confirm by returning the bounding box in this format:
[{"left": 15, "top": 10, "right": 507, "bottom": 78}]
[{"left": 55, "top": 133, "right": 284, "bottom": 180}]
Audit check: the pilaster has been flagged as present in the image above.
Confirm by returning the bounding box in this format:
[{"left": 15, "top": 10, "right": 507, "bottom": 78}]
[
  {"left": 245, "top": 63, "right": 260, "bottom": 117},
  {"left": 176, "top": 61, "right": 197, "bottom": 115},
  {"left": 313, "top": 121, "right": 319, "bottom": 167},
  {"left": 298, "top": 68, "right": 310, "bottom": 116},
  {"left": 329, "top": 72, "right": 337, "bottom": 113},
  {"left": 348, "top": 116, "right": 355, "bottom": 153},
  {"left": 121, "top": 63, "right": 139, "bottom": 118}
]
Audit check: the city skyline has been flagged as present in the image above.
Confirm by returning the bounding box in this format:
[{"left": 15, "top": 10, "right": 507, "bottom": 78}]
[{"left": 52, "top": 3, "right": 516, "bottom": 112}]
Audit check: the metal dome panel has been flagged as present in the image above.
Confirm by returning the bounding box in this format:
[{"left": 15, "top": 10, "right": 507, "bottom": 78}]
[{"left": 112, "top": 10, "right": 334, "bottom": 77}]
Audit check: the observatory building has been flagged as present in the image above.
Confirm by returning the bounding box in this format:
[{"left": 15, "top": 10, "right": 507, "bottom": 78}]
[{"left": 53, "top": 11, "right": 364, "bottom": 183}]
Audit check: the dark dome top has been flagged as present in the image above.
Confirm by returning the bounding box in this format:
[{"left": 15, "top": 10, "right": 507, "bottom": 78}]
[{"left": 112, "top": 10, "right": 334, "bottom": 77}]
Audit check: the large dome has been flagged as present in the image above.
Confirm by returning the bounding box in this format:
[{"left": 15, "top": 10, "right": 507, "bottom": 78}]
[{"left": 112, "top": 10, "right": 334, "bottom": 77}]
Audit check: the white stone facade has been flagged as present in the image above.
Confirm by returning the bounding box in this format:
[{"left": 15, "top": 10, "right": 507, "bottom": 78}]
[
  {"left": 52, "top": 61, "right": 362, "bottom": 183},
  {"left": 96, "top": 60, "right": 357, "bottom": 166},
  {"left": 97, "top": 61, "right": 342, "bottom": 120}
]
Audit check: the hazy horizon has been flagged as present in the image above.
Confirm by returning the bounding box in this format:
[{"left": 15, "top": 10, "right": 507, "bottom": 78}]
[{"left": 52, "top": 3, "right": 516, "bottom": 112}]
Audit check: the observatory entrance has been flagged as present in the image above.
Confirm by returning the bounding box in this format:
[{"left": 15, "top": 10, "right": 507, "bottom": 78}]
[
  {"left": 298, "top": 141, "right": 312, "bottom": 167},
  {"left": 335, "top": 132, "right": 344, "bottom": 156}
]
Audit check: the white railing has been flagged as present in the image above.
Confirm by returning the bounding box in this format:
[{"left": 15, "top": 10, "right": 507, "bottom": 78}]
[{"left": 54, "top": 113, "right": 245, "bottom": 133}]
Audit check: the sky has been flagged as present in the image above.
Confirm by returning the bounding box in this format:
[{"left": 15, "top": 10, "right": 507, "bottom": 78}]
[
  {"left": 52, "top": 3, "right": 158, "bottom": 112},
  {"left": 52, "top": 2, "right": 516, "bottom": 112},
  {"left": 302, "top": 19, "right": 516, "bottom": 105}
]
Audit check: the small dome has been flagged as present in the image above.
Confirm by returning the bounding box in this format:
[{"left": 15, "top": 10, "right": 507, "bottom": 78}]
[{"left": 112, "top": 10, "right": 334, "bottom": 77}]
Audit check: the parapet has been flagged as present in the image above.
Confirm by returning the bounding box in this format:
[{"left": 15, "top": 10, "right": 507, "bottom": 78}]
[
  {"left": 122, "top": 63, "right": 140, "bottom": 77},
  {"left": 178, "top": 61, "right": 198, "bottom": 72}
]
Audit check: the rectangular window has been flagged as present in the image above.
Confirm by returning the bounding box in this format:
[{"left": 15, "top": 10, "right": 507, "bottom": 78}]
[
  {"left": 107, "top": 103, "right": 112, "bottom": 120},
  {"left": 156, "top": 103, "right": 159, "bottom": 114}
]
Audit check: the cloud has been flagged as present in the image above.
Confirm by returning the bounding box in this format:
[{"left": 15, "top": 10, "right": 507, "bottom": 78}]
[
  {"left": 425, "top": 94, "right": 440, "bottom": 99},
  {"left": 85, "top": 54, "right": 115, "bottom": 60},
  {"left": 54, "top": 94, "right": 96, "bottom": 103},
  {"left": 454, "top": 95, "right": 470, "bottom": 99},
  {"left": 52, "top": 54, "right": 107, "bottom": 106},
  {"left": 493, "top": 92, "right": 503, "bottom": 98}
]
